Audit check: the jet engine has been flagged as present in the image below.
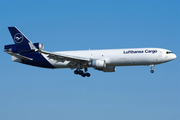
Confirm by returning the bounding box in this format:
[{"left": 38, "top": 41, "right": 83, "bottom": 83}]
[
  {"left": 34, "top": 43, "right": 44, "bottom": 50},
  {"left": 102, "top": 66, "right": 116, "bottom": 72},
  {"left": 91, "top": 60, "right": 106, "bottom": 68},
  {"left": 89, "top": 60, "right": 116, "bottom": 72}
]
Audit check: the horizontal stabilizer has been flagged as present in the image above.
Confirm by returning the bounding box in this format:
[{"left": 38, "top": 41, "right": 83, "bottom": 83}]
[{"left": 5, "top": 51, "right": 33, "bottom": 60}]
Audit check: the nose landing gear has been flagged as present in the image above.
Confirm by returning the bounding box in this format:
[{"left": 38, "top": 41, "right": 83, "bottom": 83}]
[
  {"left": 74, "top": 69, "right": 91, "bottom": 77},
  {"left": 150, "top": 70, "right": 154, "bottom": 73},
  {"left": 150, "top": 65, "right": 154, "bottom": 73}
]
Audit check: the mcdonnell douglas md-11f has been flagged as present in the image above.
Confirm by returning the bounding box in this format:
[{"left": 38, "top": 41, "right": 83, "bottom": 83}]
[{"left": 4, "top": 27, "right": 177, "bottom": 77}]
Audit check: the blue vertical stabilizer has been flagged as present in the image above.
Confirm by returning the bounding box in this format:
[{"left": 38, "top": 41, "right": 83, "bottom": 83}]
[{"left": 8, "top": 27, "right": 31, "bottom": 45}]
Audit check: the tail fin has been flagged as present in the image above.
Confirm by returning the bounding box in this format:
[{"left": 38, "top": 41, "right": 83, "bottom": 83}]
[
  {"left": 8, "top": 27, "right": 31, "bottom": 45},
  {"left": 8, "top": 27, "right": 37, "bottom": 51}
]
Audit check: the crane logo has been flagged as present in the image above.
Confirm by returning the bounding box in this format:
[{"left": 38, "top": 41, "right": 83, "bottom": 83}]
[{"left": 14, "top": 33, "right": 24, "bottom": 43}]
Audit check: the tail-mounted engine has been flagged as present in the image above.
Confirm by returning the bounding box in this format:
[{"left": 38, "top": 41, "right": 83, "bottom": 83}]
[{"left": 4, "top": 43, "right": 44, "bottom": 54}]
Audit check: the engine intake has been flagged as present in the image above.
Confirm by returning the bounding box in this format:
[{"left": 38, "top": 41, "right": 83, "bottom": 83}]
[
  {"left": 33, "top": 43, "right": 44, "bottom": 50},
  {"left": 91, "top": 60, "right": 106, "bottom": 69}
]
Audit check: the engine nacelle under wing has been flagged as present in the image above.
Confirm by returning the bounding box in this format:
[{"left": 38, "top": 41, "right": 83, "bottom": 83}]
[
  {"left": 95, "top": 66, "right": 116, "bottom": 72},
  {"left": 91, "top": 60, "right": 106, "bottom": 68},
  {"left": 90, "top": 60, "right": 115, "bottom": 72},
  {"left": 102, "top": 66, "right": 116, "bottom": 72}
]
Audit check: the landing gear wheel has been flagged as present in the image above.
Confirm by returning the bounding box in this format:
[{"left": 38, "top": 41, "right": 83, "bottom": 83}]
[
  {"left": 85, "top": 73, "right": 90, "bottom": 77},
  {"left": 150, "top": 65, "right": 155, "bottom": 74},
  {"left": 150, "top": 70, "right": 154, "bottom": 73},
  {"left": 74, "top": 70, "right": 78, "bottom": 75},
  {"left": 74, "top": 69, "right": 91, "bottom": 77},
  {"left": 81, "top": 73, "right": 86, "bottom": 77},
  {"left": 78, "top": 70, "right": 83, "bottom": 75}
]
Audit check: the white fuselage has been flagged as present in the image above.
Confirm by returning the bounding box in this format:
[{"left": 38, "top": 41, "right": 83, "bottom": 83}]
[
  {"left": 43, "top": 48, "right": 176, "bottom": 68},
  {"left": 6, "top": 27, "right": 177, "bottom": 76}
]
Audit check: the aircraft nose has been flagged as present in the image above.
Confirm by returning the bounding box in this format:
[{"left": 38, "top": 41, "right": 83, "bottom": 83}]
[
  {"left": 173, "top": 54, "right": 177, "bottom": 59},
  {"left": 166, "top": 53, "right": 177, "bottom": 61}
]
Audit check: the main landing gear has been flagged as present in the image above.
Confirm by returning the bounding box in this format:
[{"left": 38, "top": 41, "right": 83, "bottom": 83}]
[
  {"left": 74, "top": 69, "right": 91, "bottom": 77},
  {"left": 150, "top": 65, "right": 154, "bottom": 73}
]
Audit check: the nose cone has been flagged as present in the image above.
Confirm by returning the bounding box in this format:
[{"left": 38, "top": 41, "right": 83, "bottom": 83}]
[
  {"left": 164, "top": 53, "right": 177, "bottom": 62},
  {"left": 169, "top": 54, "right": 177, "bottom": 61},
  {"left": 173, "top": 54, "right": 177, "bottom": 60}
]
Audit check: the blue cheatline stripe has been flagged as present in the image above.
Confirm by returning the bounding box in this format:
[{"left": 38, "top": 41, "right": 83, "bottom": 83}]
[{"left": 21, "top": 52, "right": 55, "bottom": 68}]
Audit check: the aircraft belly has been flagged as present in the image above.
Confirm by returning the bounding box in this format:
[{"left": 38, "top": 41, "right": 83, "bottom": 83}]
[
  {"left": 52, "top": 61, "right": 70, "bottom": 68},
  {"left": 21, "top": 53, "right": 55, "bottom": 68}
]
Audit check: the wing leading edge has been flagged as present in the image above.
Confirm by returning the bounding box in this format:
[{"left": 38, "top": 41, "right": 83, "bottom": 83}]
[{"left": 38, "top": 50, "right": 91, "bottom": 63}]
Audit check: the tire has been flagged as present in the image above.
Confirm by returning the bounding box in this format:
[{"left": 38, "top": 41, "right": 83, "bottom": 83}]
[
  {"left": 74, "top": 70, "right": 78, "bottom": 75},
  {"left": 86, "top": 73, "right": 90, "bottom": 77},
  {"left": 150, "top": 70, "right": 154, "bottom": 73},
  {"left": 81, "top": 73, "right": 86, "bottom": 77},
  {"left": 78, "top": 70, "right": 83, "bottom": 75}
]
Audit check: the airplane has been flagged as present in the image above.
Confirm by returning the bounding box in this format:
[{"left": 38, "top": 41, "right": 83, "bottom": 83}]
[{"left": 4, "top": 27, "right": 177, "bottom": 77}]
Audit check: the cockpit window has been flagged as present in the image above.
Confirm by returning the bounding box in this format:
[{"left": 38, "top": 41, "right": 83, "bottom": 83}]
[{"left": 166, "top": 51, "right": 173, "bottom": 54}]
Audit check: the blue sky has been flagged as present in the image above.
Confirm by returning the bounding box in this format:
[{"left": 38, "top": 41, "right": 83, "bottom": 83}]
[{"left": 0, "top": 0, "right": 179, "bottom": 120}]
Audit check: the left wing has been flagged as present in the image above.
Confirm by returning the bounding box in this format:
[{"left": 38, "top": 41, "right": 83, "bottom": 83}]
[{"left": 38, "top": 50, "right": 91, "bottom": 66}]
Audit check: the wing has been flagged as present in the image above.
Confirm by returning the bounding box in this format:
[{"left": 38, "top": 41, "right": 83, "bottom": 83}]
[{"left": 38, "top": 50, "right": 91, "bottom": 67}]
